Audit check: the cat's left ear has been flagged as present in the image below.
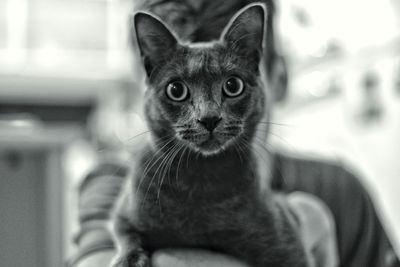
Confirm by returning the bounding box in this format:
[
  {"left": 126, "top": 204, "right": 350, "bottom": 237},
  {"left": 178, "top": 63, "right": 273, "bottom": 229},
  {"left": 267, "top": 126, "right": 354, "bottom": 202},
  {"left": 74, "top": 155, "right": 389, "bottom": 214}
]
[
  {"left": 133, "top": 12, "right": 179, "bottom": 76},
  {"left": 221, "top": 3, "right": 265, "bottom": 61}
]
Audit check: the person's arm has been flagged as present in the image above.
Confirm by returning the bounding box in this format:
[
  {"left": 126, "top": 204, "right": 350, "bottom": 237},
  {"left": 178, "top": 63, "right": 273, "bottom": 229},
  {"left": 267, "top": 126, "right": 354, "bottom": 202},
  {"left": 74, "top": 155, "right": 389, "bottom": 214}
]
[
  {"left": 272, "top": 153, "right": 400, "bottom": 267},
  {"left": 74, "top": 249, "right": 115, "bottom": 267},
  {"left": 287, "top": 192, "right": 338, "bottom": 267},
  {"left": 69, "top": 162, "right": 127, "bottom": 267}
]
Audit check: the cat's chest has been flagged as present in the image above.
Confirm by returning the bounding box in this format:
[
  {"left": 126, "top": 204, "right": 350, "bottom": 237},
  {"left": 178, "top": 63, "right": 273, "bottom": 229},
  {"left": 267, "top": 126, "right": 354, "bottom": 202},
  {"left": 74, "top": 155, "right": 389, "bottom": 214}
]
[
  {"left": 136, "top": 193, "right": 242, "bottom": 227},
  {"left": 132, "top": 190, "right": 257, "bottom": 249}
]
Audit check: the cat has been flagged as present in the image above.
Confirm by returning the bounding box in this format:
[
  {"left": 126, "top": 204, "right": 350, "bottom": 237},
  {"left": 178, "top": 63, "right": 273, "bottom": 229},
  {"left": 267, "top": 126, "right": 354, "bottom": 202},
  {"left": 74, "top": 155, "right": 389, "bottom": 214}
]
[{"left": 110, "top": 4, "right": 332, "bottom": 267}]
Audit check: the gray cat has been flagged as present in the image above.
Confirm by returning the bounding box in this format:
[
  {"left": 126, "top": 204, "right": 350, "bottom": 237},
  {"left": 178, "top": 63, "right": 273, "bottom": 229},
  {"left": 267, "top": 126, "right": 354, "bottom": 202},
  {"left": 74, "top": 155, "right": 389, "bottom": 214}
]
[{"left": 110, "top": 4, "right": 336, "bottom": 267}]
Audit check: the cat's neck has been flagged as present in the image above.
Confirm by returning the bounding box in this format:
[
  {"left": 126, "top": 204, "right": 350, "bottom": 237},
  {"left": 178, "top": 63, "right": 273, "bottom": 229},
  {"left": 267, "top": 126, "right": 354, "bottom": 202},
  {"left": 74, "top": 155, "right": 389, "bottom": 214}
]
[
  {"left": 140, "top": 137, "right": 272, "bottom": 199},
  {"left": 179, "top": 145, "right": 256, "bottom": 184}
]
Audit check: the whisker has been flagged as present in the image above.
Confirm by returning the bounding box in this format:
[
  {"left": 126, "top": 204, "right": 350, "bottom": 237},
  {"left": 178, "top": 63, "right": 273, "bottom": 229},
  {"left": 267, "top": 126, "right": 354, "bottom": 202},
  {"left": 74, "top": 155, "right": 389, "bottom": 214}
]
[
  {"left": 161, "top": 142, "right": 182, "bottom": 189},
  {"left": 256, "top": 129, "right": 298, "bottom": 152},
  {"left": 156, "top": 142, "right": 181, "bottom": 209},
  {"left": 140, "top": 141, "right": 177, "bottom": 208},
  {"left": 160, "top": 143, "right": 184, "bottom": 198},
  {"left": 175, "top": 144, "right": 187, "bottom": 184},
  {"left": 253, "top": 135, "right": 275, "bottom": 153},
  {"left": 136, "top": 136, "right": 176, "bottom": 195},
  {"left": 185, "top": 145, "right": 192, "bottom": 169},
  {"left": 223, "top": 126, "right": 242, "bottom": 131},
  {"left": 224, "top": 121, "right": 242, "bottom": 126},
  {"left": 257, "top": 121, "right": 293, "bottom": 127},
  {"left": 240, "top": 138, "right": 275, "bottom": 182},
  {"left": 124, "top": 130, "right": 151, "bottom": 143},
  {"left": 177, "top": 129, "right": 198, "bottom": 134},
  {"left": 173, "top": 124, "right": 191, "bottom": 128},
  {"left": 232, "top": 142, "right": 244, "bottom": 164},
  {"left": 236, "top": 139, "right": 248, "bottom": 159}
]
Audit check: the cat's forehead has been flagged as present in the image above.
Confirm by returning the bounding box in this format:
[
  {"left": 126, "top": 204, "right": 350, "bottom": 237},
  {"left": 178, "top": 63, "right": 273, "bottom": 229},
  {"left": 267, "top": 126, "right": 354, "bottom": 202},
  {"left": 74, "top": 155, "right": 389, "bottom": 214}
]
[
  {"left": 151, "top": 43, "right": 257, "bottom": 85},
  {"left": 176, "top": 44, "right": 237, "bottom": 77}
]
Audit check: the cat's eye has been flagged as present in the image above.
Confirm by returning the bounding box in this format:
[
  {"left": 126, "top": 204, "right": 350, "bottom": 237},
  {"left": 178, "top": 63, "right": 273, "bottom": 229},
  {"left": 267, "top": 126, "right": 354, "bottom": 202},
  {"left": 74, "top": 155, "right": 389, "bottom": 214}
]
[
  {"left": 166, "top": 81, "right": 189, "bottom": 102},
  {"left": 223, "top": 77, "right": 244, "bottom": 97}
]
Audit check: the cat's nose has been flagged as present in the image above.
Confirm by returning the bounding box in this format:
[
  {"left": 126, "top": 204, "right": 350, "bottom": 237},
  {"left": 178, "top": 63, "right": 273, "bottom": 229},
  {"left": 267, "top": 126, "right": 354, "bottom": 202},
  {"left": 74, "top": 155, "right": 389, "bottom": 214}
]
[{"left": 197, "top": 116, "right": 222, "bottom": 132}]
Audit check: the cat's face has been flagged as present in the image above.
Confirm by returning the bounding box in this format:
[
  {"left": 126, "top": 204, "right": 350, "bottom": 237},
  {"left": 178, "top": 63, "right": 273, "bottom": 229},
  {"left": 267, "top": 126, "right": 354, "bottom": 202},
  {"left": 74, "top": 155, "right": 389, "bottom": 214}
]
[{"left": 134, "top": 4, "right": 267, "bottom": 156}]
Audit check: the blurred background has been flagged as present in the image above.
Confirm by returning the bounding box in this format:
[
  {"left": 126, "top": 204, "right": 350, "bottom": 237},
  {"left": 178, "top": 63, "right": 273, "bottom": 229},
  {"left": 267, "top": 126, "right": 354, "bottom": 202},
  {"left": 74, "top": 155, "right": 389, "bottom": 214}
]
[{"left": 0, "top": 0, "right": 399, "bottom": 266}]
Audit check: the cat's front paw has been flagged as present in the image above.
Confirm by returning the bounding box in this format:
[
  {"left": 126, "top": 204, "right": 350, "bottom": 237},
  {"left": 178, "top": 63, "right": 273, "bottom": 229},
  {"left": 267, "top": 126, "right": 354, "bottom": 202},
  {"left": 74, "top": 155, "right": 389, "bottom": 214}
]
[{"left": 110, "top": 251, "right": 149, "bottom": 267}]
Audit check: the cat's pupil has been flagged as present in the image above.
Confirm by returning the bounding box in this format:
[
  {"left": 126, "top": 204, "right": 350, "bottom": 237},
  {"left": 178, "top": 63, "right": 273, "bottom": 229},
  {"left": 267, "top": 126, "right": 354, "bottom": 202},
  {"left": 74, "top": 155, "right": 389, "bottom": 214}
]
[
  {"left": 226, "top": 79, "right": 237, "bottom": 92},
  {"left": 171, "top": 83, "right": 183, "bottom": 97},
  {"left": 166, "top": 81, "right": 188, "bottom": 101},
  {"left": 224, "top": 77, "right": 244, "bottom": 97}
]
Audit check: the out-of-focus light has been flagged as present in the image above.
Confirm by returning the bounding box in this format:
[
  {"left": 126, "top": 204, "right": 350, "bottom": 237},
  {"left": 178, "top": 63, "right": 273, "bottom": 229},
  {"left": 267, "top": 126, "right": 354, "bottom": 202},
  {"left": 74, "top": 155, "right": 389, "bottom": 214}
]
[
  {"left": 2, "top": 48, "right": 26, "bottom": 66},
  {"left": 332, "top": 0, "right": 398, "bottom": 52},
  {"left": 8, "top": 119, "right": 37, "bottom": 128},
  {"left": 308, "top": 85, "right": 330, "bottom": 98},
  {"left": 0, "top": 114, "right": 41, "bottom": 129},
  {"left": 311, "top": 44, "right": 328, "bottom": 58},
  {"left": 5, "top": 0, "right": 28, "bottom": 66},
  {"left": 280, "top": 0, "right": 398, "bottom": 60},
  {"left": 34, "top": 42, "right": 64, "bottom": 68},
  {"left": 7, "top": 0, "right": 27, "bottom": 47},
  {"left": 297, "top": 70, "right": 329, "bottom": 97},
  {"left": 63, "top": 140, "right": 96, "bottom": 186}
]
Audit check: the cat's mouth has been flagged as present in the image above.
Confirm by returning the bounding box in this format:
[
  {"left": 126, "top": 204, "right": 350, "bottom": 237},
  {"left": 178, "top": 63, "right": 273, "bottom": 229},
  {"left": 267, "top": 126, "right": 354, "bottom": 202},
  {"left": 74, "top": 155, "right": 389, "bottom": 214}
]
[
  {"left": 179, "top": 131, "right": 237, "bottom": 155},
  {"left": 198, "top": 134, "right": 223, "bottom": 150}
]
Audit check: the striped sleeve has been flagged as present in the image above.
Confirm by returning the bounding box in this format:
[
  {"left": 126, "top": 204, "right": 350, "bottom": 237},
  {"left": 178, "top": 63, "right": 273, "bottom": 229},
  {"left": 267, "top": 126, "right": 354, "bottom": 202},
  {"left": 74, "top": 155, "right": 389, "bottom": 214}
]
[
  {"left": 272, "top": 153, "right": 400, "bottom": 267},
  {"left": 68, "top": 162, "right": 129, "bottom": 267}
]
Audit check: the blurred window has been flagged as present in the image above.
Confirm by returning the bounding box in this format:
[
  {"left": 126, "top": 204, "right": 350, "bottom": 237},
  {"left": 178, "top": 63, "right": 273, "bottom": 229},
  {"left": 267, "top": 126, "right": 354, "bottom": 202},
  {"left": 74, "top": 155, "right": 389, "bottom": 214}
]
[
  {"left": 0, "top": 1, "right": 7, "bottom": 48},
  {"left": 27, "top": 0, "right": 107, "bottom": 51},
  {"left": 0, "top": 0, "right": 132, "bottom": 74}
]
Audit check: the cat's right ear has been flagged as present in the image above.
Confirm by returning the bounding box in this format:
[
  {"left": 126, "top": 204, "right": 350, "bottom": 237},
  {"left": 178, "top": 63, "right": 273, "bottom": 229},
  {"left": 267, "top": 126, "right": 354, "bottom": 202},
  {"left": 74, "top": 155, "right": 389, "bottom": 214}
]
[{"left": 133, "top": 12, "right": 178, "bottom": 76}]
